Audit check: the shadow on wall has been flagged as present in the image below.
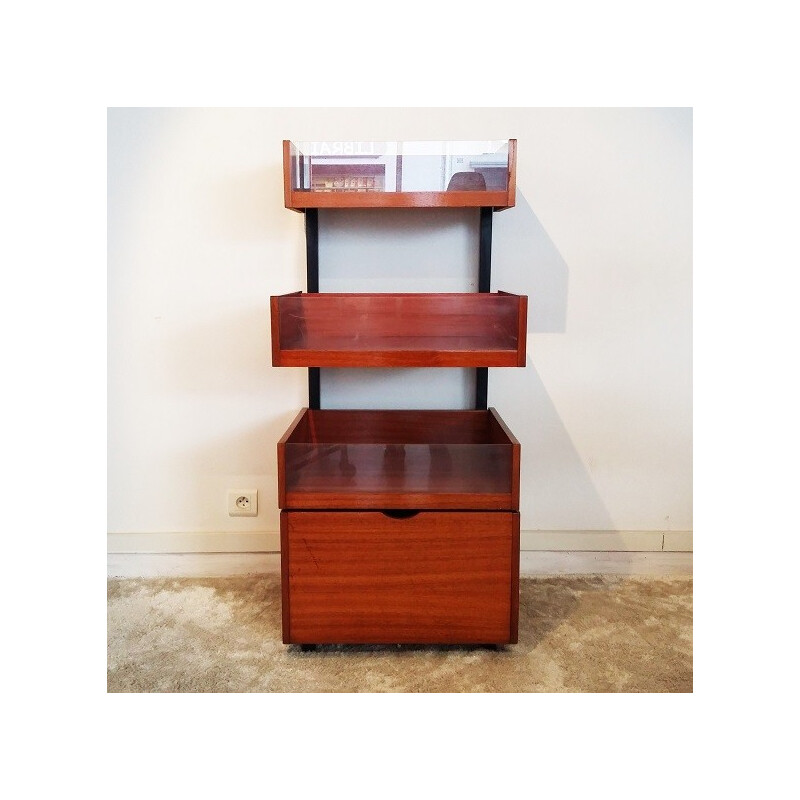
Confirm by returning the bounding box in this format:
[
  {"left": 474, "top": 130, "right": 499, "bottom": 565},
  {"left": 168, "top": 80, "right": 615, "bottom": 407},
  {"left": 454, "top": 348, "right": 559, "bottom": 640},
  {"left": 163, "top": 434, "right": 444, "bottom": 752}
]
[
  {"left": 493, "top": 190, "right": 568, "bottom": 333},
  {"left": 490, "top": 190, "right": 616, "bottom": 532},
  {"left": 511, "top": 363, "right": 616, "bottom": 531}
]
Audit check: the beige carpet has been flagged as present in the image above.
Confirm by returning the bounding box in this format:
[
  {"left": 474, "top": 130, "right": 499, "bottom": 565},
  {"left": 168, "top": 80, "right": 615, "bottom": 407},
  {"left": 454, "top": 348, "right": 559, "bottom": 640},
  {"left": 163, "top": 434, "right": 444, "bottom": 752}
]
[{"left": 107, "top": 574, "right": 692, "bottom": 692}]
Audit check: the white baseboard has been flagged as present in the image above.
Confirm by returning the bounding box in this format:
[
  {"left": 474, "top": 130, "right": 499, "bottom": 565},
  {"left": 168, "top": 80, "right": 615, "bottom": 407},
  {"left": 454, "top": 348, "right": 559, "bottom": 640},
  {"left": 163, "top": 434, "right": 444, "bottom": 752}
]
[
  {"left": 108, "top": 529, "right": 692, "bottom": 554},
  {"left": 520, "top": 530, "right": 692, "bottom": 552},
  {"left": 663, "top": 531, "right": 693, "bottom": 551},
  {"left": 107, "top": 551, "right": 692, "bottom": 578},
  {"left": 107, "top": 552, "right": 281, "bottom": 578},
  {"left": 520, "top": 551, "right": 692, "bottom": 576},
  {"left": 107, "top": 531, "right": 279, "bottom": 554}
]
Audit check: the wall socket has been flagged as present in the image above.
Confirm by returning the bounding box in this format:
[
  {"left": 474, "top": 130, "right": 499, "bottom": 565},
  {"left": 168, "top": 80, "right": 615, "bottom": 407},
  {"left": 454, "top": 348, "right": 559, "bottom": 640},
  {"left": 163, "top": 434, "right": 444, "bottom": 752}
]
[{"left": 228, "top": 490, "right": 258, "bottom": 517}]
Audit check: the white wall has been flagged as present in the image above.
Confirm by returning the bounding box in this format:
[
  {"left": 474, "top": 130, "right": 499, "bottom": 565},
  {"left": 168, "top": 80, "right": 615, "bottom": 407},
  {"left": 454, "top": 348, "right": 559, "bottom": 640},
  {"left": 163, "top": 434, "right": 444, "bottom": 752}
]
[{"left": 108, "top": 107, "right": 692, "bottom": 549}]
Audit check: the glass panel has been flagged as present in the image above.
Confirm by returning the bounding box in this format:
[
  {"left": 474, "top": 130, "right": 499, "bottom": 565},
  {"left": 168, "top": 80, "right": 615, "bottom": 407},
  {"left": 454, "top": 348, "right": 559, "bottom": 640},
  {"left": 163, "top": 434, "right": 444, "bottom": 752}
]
[
  {"left": 290, "top": 140, "right": 510, "bottom": 193},
  {"left": 284, "top": 443, "right": 512, "bottom": 497}
]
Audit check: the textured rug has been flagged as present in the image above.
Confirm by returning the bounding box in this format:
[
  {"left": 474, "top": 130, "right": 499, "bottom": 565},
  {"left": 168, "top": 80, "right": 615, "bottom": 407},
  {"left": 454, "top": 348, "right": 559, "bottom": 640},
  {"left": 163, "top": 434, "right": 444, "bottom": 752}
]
[{"left": 107, "top": 574, "right": 692, "bottom": 692}]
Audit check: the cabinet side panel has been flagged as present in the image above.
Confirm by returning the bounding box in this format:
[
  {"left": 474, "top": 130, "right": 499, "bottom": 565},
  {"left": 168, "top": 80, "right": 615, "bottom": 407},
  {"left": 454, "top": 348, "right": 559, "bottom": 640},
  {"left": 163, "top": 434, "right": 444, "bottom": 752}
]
[
  {"left": 280, "top": 511, "right": 291, "bottom": 643},
  {"left": 510, "top": 511, "right": 520, "bottom": 644},
  {"left": 277, "top": 408, "right": 311, "bottom": 509},
  {"left": 511, "top": 442, "right": 521, "bottom": 511},
  {"left": 277, "top": 440, "right": 286, "bottom": 508}
]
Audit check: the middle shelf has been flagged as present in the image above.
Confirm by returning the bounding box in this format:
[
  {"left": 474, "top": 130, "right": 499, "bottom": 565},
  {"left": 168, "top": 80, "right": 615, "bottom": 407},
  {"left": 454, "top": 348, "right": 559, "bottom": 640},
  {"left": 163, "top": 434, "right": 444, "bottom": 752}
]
[
  {"left": 271, "top": 291, "right": 527, "bottom": 367},
  {"left": 277, "top": 408, "right": 520, "bottom": 510}
]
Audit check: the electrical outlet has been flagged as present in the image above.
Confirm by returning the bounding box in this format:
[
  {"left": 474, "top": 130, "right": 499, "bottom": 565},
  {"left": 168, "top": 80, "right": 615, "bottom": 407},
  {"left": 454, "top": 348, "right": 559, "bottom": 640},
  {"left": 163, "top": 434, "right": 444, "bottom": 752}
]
[{"left": 228, "top": 490, "right": 258, "bottom": 517}]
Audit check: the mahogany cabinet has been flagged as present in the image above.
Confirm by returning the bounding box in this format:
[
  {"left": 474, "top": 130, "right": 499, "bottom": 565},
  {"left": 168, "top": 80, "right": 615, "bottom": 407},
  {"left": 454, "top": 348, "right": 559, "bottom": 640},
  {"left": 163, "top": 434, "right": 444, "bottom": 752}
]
[
  {"left": 272, "top": 140, "right": 526, "bottom": 646},
  {"left": 281, "top": 510, "right": 520, "bottom": 645}
]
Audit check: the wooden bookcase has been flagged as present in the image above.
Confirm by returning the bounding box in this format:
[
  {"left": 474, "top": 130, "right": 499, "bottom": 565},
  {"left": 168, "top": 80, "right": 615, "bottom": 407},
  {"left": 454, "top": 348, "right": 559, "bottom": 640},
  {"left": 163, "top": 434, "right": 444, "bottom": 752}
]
[{"left": 272, "top": 140, "right": 526, "bottom": 646}]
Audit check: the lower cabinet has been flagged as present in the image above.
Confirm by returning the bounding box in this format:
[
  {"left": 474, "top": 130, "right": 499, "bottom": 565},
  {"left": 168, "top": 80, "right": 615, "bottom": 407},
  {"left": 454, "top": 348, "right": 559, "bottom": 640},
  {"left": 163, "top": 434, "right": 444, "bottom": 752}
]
[{"left": 281, "top": 510, "right": 520, "bottom": 645}]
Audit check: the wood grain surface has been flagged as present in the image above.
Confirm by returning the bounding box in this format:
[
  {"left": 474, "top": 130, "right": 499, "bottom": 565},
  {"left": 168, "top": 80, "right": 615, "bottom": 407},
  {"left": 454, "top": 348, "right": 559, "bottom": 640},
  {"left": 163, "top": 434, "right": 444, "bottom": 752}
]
[
  {"left": 282, "top": 510, "right": 518, "bottom": 644},
  {"left": 277, "top": 409, "right": 520, "bottom": 511},
  {"left": 271, "top": 292, "right": 527, "bottom": 367}
]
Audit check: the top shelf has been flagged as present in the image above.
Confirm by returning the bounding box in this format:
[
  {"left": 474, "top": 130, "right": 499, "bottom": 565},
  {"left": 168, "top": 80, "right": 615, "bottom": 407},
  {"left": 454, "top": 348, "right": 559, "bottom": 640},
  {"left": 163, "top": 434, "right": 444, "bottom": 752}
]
[{"left": 283, "top": 139, "right": 517, "bottom": 211}]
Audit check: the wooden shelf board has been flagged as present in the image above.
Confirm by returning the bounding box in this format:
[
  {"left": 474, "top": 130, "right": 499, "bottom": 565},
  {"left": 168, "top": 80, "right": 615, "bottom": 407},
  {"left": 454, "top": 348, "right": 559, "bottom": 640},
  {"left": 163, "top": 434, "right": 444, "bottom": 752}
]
[
  {"left": 286, "top": 189, "right": 514, "bottom": 211},
  {"left": 271, "top": 292, "right": 527, "bottom": 368}
]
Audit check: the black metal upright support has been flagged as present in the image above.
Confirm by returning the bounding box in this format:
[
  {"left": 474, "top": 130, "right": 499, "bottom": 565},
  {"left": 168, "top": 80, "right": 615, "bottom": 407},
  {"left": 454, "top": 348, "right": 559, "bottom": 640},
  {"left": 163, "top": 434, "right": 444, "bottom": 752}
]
[
  {"left": 305, "top": 209, "right": 321, "bottom": 409},
  {"left": 305, "top": 209, "right": 319, "bottom": 293},
  {"left": 476, "top": 207, "right": 493, "bottom": 410},
  {"left": 478, "top": 207, "right": 493, "bottom": 293}
]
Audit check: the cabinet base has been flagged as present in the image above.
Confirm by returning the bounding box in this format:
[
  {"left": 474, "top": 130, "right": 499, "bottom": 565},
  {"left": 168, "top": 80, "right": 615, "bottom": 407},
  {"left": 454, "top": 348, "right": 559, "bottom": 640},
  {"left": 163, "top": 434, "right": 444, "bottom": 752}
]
[{"left": 281, "top": 510, "right": 520, "bottom": 646}]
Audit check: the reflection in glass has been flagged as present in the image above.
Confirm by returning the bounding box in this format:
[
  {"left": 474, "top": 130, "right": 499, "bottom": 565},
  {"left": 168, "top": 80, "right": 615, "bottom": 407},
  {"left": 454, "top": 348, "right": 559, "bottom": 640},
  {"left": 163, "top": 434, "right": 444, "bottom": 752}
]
[
  {"left": 290, "top": 140, "right": 510, "bottom": 194},
  {"left": 284, "top": 443, "right": 512, "bottom": 498}
]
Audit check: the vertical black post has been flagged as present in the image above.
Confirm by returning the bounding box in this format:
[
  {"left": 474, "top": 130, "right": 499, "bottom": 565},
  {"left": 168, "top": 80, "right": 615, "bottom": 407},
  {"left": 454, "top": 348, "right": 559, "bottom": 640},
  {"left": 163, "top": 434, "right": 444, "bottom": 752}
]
[
  {"left": 305, "top": 209, "right": 319, "bottom": 293},
  {"left": 476, "top": 207, "right": 493, "bottom": 410},
  {"left": 308, "top": 368, "right": 321, "bottom": 411},
  {"left": 478, "top": 207, "right": 493, "bottom": 293},
  {"left": 305, "top": 209, "right": 321, "bottom": 409}
]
